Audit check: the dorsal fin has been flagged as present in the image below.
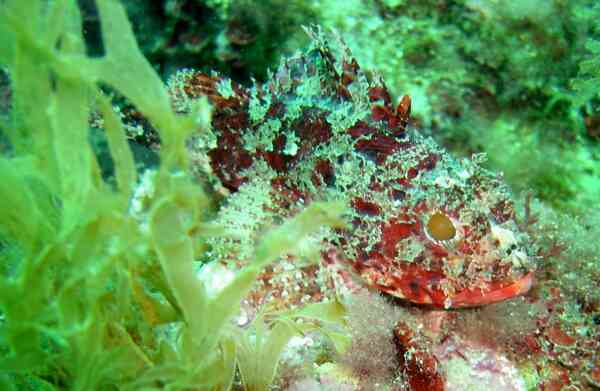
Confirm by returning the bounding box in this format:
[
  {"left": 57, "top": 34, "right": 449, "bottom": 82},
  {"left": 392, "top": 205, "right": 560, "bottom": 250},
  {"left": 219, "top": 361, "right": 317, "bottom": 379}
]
[
  {"left": 168, "top": 27, "right": 413, "bottom": 191},
  {"left": 301, "top": 26, "right": 410, "bottom": 135}
]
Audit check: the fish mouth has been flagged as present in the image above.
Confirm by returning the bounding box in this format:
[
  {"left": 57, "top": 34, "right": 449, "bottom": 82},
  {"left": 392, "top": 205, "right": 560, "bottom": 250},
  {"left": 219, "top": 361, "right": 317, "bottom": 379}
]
[
  {"left": 446, "top": 271, "right": 535, "bottom": 308},
  {"left": 359, "top": 261, "right": 534, "bottom": 309}
]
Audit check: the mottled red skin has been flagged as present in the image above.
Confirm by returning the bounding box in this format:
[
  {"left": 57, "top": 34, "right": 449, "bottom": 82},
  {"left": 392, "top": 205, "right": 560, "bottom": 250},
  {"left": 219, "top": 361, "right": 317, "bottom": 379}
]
[
  {"left": 394, "top": 321, "right": 444, "bottom": 391},
  {"left": 175, "top": 28, "right": 535, "bottom": 309}
]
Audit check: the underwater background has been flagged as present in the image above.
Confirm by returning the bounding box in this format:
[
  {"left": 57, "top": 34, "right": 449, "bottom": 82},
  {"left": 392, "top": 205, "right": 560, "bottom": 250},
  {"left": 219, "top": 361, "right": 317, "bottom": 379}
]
[{"left": 0, "top": 0, "right": 599, "bottom": 390}]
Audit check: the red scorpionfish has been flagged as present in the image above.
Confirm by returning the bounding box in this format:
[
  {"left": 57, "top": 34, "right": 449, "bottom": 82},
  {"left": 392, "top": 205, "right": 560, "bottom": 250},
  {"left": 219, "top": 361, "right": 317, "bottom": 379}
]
[{"left": 171, "top": 27, "right": 536, "bottom": 309}]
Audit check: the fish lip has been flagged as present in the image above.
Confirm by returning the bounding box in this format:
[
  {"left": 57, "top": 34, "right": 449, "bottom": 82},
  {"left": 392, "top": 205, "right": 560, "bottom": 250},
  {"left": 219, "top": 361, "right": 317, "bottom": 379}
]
[{"left": 445, "top": 271, "right": 535, "bottom": 308}]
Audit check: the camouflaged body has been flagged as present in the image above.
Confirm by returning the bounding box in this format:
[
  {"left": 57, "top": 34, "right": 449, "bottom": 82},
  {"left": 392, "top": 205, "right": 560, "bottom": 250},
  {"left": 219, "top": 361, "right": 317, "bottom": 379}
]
[{"left": 168, "top": 28, "right": 535, "bottom": 309}]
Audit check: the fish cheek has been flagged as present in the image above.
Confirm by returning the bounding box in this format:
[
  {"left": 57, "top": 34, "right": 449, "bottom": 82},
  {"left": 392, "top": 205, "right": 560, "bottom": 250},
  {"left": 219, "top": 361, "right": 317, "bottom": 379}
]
[{"left": 392, "top": 266, "right": 445, "bottom": 305}]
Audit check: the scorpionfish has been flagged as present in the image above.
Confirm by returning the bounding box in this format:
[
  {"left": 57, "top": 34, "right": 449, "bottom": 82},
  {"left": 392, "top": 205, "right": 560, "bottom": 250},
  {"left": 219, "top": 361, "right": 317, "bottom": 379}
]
[{"left": 170, "top": 27, "right": 535, "bottom": 309}]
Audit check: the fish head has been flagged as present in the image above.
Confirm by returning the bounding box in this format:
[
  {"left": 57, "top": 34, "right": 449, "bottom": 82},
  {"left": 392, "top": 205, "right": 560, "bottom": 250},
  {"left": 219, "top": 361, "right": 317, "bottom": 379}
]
[{"left": 348, "top": 141, "right": 536, "bottom": 309}]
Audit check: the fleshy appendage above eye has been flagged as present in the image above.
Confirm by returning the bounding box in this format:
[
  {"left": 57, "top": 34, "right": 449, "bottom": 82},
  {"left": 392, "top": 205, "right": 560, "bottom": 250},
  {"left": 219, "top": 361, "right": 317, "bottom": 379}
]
[{"left": 426, "top": 212, "right": 456, "bottom": 241}]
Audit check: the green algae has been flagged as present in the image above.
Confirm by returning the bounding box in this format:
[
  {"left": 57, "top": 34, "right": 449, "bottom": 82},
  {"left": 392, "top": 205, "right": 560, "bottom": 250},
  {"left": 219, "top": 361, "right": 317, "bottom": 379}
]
[{"left": 0, "top": 1, "right": 346, "bottom": 389}]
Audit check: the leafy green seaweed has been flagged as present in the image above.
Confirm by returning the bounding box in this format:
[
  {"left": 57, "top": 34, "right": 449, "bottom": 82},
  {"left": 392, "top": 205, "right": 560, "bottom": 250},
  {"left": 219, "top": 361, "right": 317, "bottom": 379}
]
[{"left": 0, "top": 1, "right": 346, "bottom": 389}]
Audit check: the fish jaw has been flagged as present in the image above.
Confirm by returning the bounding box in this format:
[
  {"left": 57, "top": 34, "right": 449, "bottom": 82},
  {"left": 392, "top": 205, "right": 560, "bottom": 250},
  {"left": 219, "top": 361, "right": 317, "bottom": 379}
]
[
  {"left": 361, "top": 261, "right": 535, "bottom": 309},
  {"left": 446, "top": 271, "right": 535, "bottom": 308}
]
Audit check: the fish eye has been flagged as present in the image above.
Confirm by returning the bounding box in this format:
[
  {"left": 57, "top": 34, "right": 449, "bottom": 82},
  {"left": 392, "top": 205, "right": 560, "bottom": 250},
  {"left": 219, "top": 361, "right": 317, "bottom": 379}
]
[{"left": 426, "top": 212, "right": 456, "bottom": 241}]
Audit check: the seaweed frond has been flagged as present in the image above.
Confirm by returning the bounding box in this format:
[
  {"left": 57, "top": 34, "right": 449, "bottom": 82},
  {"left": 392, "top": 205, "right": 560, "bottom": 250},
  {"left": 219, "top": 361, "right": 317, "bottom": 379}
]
[{"left": 0, "top": 1, "right": 346, "bottom": 389}]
